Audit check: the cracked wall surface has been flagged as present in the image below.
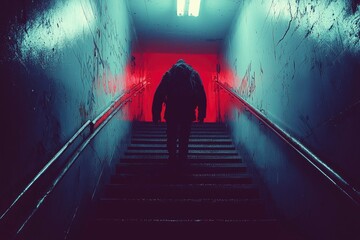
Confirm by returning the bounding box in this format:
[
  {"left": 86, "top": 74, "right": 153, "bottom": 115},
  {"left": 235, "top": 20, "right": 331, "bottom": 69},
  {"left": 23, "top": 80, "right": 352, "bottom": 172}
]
[
  {"left": 0, "top": 0, "right": 140, "bottom": 238},
  {"left": 220, "top": 0, "right": 360, "bottom": 239}
]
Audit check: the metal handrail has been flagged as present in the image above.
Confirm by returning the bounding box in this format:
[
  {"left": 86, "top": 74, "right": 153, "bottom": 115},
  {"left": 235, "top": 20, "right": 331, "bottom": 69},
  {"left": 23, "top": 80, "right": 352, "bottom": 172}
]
[
  {"left": 216, "top": 80, "right": 360, "bottom": 207},
  {"left": 92, "top": 81, "right": 148, "bottom": 129},
  {"left": 0, "top": 120, "right": 91, "bottom": 221},
  {"left": 0, "top": 81, "right": 149, "bottom": 235}
]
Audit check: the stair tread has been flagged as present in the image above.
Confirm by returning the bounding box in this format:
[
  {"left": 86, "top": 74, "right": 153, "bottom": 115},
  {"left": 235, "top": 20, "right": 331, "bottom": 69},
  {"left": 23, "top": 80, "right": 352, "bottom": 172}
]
[
  {"left": 131, "top": 138, "right": 233, "bottom": 143},
  {"left": 124, "top": 149, "right": 239, "bottom": 154},
  {"left": 132, "top": 134, "right": 231, "bottom": 138},
  {"left": 111, "top": 174, "right": 253, "bottom": 184},
  {"left": 132, "top": 136, "right": 231, "bottom": 140},
  {"left": 132, "top": 131, "right": 226, "bottom": 134},
  {"left": 95, "top": 217, "right": 277, "bottom": 222},
  {"left": 88, "top": 218, "right": 294, "bottom": 240},
  {"left": 114, "top": 173, "right": 251, "bottom": 177},
  {"left": 116, "top": 163, "right": 247, "bottom": 173},
  {"left": 121, "top": 155, "right": 242, "bottom": 160},
  {"left": 128, "top": 144, "right": 236, "bottom": 149},
  {"left": 105, "top": 183, "right": 258, "bottom": 192},
  {"left": 86, "top": 122, "right": 281, "bottom": 239},
  {"left": 132, "top": 130, "right": 228, "bottom": 134},
  {"left": 133, "top": 124, "right": 227, "bottom": 127},
  {"left": 133, "top": 128, "right": 228, "bottom": 132},
  {"left": 117, "top": 163, "right": 246, "bottom": 167},
  {"left": 99, "top": 198, "right": 262, "bottom": 203},
  {"left": 103, "top": 183, "right": 259, "bottom": 199},
  {"left": 105, "top": 183, "right": 258, "bottom": 190}
]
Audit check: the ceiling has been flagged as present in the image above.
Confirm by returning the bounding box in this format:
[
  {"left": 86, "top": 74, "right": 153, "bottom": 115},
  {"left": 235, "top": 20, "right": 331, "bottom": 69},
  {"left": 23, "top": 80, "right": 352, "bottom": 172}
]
[{"left": 127, "top": 0, "right": 242, "bottom": 53}]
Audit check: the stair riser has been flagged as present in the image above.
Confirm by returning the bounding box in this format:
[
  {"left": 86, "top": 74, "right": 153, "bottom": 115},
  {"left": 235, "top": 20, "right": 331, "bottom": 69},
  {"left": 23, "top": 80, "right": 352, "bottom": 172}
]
[
  {"left": 133, "top": 126, "right": 227, "bottom": 129},
  {"left": 110, "top": 176, "right": 253, "bottom": 185},
  {"left": 132, "top": 132, "right": 229, "bottom": 136},
  {"left": 128, "top": 145, "right": 236, "bottom": 150},
  {"left": 116, "top": 170, "right": 246, "bottom": 175},
  {"left": 116, "top": 167, "right": 247, "bottom": 174},
  {"left": 88, "top": 122, "right": 275, "bottom": 239},
  {"left": 131, "top": 139, "right": 233, "bottom": 144},
  {"left": 119, "top": 159, "right": 242, "bottom": 165},
  {"left": 97, "top": 201, "right": 265, "bottom": 219},
  {"left": 121, "top": 155, "right": 242, "bottom": 160},
  {"left": 124, "top": 151, "right": 239, "bottom": 156},
  {"left": 132, "top": 134, "right": 231, "bottom": 138},
  {"left": 89, "top": 220, "right": 281, "bottom": 240},
  {"left": 104, "top": 186, "right": 259, "bottom": 199}
]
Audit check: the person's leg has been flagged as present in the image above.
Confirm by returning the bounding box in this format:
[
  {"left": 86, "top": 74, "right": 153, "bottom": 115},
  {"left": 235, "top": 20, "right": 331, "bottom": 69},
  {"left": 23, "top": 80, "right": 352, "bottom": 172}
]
[
  {"left": 179, "top": 120, "right": 192, "bottom": 161},
  {"left": 166, "top": 120, "right": 178, "bottom": 162}
]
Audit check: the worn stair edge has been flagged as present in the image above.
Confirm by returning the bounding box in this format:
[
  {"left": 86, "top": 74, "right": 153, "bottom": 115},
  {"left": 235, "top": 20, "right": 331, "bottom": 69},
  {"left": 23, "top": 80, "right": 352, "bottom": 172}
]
[
  {"left": 86, "top": 218, "right": 291, "bottom": 240},
  {"left": 96, "top": 198, "right": 266, "bottom": 218},
  {"left": 132, "top": 133, "right": 231, "bottom": 137},
  {"left": 103, "top": 183, "right": 260, "bottom": 199},
  {"left": 116, "top": 163, "right": 247, "bottom": 174},
  {"left": 127, "top": 143, "right": 236, "bottom": 150},
  {"left": 124, "top": 149, "right": 240, "bottom": 155},
  {"left": 111, "top": 173, "right": 253, "bottom": 184},
  {"left": 131, "top": 130, "right": 229, "bottom": 135},
  {"left": 120, "top": 155, "right": 242, "bottom": 160}
]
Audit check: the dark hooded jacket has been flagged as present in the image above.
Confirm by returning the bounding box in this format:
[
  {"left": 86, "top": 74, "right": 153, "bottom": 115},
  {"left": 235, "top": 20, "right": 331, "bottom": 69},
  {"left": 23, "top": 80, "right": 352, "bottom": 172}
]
[{"left": 152, "top": 60, "right": 206, "bottom": 122}]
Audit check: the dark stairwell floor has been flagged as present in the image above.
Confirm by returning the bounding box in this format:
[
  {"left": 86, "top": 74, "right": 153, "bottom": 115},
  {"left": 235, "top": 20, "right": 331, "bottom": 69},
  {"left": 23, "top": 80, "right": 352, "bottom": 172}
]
[{"left": 83, "top": 122, "right": 300, "bottom": 240}]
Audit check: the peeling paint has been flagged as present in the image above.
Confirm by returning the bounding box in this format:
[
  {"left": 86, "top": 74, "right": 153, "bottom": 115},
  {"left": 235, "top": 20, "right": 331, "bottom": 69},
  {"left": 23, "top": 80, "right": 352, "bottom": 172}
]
[
  {"left": 220, "top": 3, "right": 360, "bottom": 238},
  {"left": 1, "top": 0, "right": 138, "bottom": 237},
  {"left": 267, "top": 0, "right": 360, "bottom": 52},
  {"left": 12, "top": 0, "right": 96, "bottom": 65}
]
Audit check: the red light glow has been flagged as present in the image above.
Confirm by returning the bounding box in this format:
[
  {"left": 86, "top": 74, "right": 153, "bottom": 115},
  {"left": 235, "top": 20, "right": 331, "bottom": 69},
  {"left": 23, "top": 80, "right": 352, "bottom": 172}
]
[
  {"left": 99, "top": 53, "right": 238, "bottom": 123},
  {"left": 138, "top": 53, "right": 219, "bottom": 122}
]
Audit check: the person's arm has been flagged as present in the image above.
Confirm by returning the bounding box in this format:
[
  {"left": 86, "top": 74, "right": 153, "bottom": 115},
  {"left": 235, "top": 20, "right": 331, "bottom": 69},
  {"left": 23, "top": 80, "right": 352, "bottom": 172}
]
[{"left": 152, "top": 72, "right": 169, "bottom": 123}]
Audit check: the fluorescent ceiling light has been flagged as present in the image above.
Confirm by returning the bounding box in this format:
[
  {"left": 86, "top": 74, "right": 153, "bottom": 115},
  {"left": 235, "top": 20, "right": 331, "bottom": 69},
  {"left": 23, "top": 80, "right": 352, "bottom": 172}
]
[
  {"left": 188, "top": 0, "right": 201, "bottom": 17},
  {"left": 177, "top": 0, "right": 201, "bottom": 17},
  {"left": 177, "top": 0, "right": 186, "bottom": 16}
]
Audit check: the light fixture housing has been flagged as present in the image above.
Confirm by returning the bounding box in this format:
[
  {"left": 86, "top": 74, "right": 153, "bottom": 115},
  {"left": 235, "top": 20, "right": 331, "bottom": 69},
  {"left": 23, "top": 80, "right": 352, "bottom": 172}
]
[
  {"left": 177, "top": 0, "right": 186, "bottom": 16},
  {"left": 188, "top": 0, "right": 201, "bottom": 17},
  {"left": 177, "top": 0, "right": 201, "bottom": 17}
]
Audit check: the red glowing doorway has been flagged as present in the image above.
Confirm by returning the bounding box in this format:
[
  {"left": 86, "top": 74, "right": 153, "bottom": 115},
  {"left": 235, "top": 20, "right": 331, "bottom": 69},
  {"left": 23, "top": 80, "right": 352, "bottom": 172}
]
[{"left": 138, "top": 53, "right": 219, "bottom": 122}]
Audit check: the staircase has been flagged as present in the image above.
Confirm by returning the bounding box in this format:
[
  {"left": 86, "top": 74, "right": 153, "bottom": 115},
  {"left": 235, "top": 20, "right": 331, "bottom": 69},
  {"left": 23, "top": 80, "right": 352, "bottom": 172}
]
[{"left": 87, "top": 122, "right": 293, "bottom": 239}]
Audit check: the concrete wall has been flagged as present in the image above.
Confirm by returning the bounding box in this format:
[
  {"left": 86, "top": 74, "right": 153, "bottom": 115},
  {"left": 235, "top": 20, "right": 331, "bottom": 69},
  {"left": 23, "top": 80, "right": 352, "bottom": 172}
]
[
  {"left": 219, "top": 0, "right": 360, "bottom": 239},
  {"left": 0, "top": 0, "right": 141, "bottom": 238}
]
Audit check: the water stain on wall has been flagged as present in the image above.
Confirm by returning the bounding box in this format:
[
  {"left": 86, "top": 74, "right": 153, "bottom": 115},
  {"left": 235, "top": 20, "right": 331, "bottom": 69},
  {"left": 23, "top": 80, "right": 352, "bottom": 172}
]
[
  {"left": 79, "top": 102, "right": 89, "bottom": 122},
  {"left": 239, "top": 63, "right": 256, "bottom": 99}
]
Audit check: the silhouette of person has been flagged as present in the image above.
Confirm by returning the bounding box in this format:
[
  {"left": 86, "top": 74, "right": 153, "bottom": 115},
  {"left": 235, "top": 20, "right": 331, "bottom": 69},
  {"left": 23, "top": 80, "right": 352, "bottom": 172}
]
[{"left": 152, "top": 59, "right": 206, "bottom": 165}]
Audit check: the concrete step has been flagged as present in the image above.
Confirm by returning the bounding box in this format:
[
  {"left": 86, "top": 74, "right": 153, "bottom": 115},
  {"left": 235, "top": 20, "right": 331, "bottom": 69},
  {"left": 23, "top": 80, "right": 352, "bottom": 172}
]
[
  {"left": 110, "top": 173, "right": 253, "bottom": 184},
  {"left": 132, "top": 122, "right": 227, "bottom": 128},
  {"left": 116, "top": 163, "right": 247, "bottom": 174},
  {"left": 120, "top": 155, "right": 242, "bottom": 163},
  {"left": 131, "top": 138, "right": 233, "bottom": 144},
  {"left": 85, "top": 122, "right": 288, "bottom": 240},
  {"left": 96, "top": 198, "right": 265, "bottom": 219},
  {"left": 127, "top": 143, "right": 236, "bottom": 150},
  {"left": 132, "top": 130, "right": 229, "bottom": 135},
  {"left": 88, "top": 218, "right": 286, "bottom": 240},
  {"left": 103, "top": 183, "right": 260, "bottom": 199},
  {"left": 124, "top": 149, "right": 239, "bottom": 156},
  {"left": 131, "top": 134, "right": 231, "bottom": 139}
]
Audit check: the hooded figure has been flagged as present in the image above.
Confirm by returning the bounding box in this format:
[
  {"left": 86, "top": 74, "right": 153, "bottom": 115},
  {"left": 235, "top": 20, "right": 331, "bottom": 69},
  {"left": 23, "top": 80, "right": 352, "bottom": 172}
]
[{"left": 152, "top": 59, "right": 207, "bottom": 163}]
